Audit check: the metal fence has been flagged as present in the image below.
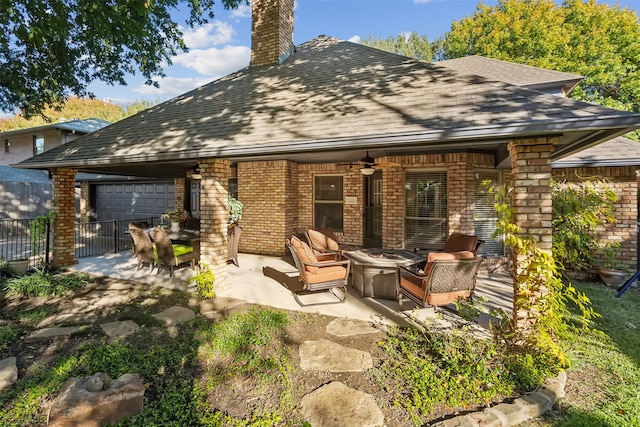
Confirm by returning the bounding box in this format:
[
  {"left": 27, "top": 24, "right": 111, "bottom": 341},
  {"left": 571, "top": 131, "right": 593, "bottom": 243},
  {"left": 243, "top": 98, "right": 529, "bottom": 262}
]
[{"left": 1, "top": 216, "right": 161, "bottom": 264}]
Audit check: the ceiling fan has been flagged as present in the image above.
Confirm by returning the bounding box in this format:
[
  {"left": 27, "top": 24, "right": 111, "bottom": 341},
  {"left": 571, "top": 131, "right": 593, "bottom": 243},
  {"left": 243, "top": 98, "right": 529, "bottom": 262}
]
[{"left": 341, "top": 151, "right": 400, "bottom": 175}]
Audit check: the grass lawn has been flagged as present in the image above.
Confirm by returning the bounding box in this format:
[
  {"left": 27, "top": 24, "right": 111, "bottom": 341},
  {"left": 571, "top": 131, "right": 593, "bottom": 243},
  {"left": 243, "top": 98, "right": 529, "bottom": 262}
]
[{"left": 522, "top": 281, "right": 640, "bottom": 426}]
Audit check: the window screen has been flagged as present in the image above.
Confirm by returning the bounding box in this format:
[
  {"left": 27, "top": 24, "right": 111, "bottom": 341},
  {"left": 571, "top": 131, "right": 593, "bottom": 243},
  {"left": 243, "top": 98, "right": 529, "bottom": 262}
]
[
  {"left": 474, "top": 170, "right": 504, "bottom": 256},
  {"left": 404, "top": 171, "right": 447, "bottom": 251}
]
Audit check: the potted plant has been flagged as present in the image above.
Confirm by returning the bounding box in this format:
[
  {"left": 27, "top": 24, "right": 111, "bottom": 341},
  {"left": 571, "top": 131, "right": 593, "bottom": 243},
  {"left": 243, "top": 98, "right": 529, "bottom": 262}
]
[
  {"left": 6, "top": 258, "right": 29, "bottom": 275},
  {"left": 162, "top": 209, "right": 190, "bottom": 232},
  {"left": 227, "top": 195, "right": 243, "bottom": 266},
  {"left": 597, "top": 241, "right": 628, "bottom": 287}
]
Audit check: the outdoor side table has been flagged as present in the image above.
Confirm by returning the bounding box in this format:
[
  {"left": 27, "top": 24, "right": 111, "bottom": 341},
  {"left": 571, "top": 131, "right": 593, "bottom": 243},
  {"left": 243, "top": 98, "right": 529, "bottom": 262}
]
[{"left": 344, "top": 249, "right": 423, "bottom": 299}]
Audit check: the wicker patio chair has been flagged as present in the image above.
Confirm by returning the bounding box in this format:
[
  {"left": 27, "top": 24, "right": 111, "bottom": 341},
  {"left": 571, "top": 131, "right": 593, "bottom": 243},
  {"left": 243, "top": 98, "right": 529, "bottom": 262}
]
[
  {"left": 128, "top": 221, "right": 151, "bottom": 258},
  {"left": 150, "top": 227, "right": 197, "bottom": 277},
  {"left": 442, "top": 232, "right": 484, "bottom": 255},
  {"left": 128, "top": 228, "right": 155, "bottom": 271},
  {"left": 286, "top": 235, "right": 351, "bottom": 306},
  {"left": 397, "top": 251, "right": 482, "bottom": 310}
]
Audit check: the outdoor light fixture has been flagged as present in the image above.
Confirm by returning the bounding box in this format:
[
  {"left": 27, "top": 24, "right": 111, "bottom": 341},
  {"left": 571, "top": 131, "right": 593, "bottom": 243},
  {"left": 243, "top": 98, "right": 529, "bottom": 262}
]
[
  {"left": 190, "top": 167, "right": 202, "bottom": 180},
  {"left": 360, "top": 165, "right": 375, "bottom": 176}
]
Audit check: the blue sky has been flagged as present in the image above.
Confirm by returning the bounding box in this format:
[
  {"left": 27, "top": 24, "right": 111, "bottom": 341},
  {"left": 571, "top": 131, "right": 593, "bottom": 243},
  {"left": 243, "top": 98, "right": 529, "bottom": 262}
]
[{"left": 87, "top": 0, "right": 640, "bottom": 107}]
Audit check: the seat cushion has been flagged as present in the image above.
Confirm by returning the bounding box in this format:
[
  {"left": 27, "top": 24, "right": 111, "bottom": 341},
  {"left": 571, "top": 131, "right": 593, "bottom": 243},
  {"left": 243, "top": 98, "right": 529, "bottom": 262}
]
[
  {"left": 400, "top": 275, "right": 426, "bottom": 300},
  {"left": 443, "top": 233, "right": 478, "bottom": 253},
  {"left": 308, "top": 229, "right": 340, "bottom": 251},
  {"left": 172, "top": 244, "right": 194, "bottom": 257},
  {"left": 305, "top": 265, "right": 347, "bottom": 284},
  {"left": 291, "top": 236, "right": 319, "bottom": 273}
]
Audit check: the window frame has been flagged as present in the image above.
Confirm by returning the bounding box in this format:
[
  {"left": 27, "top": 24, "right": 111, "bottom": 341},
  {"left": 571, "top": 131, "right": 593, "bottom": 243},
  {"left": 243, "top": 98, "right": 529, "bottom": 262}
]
[
  {"left": 313, "top": 174, "right": 344, "bottom": 232},
  {"left": 33, "top": 135, "right": 45, "bottom": 156},
  {"left": 403, "top": 169, "right": 448, "bottom": 251}
]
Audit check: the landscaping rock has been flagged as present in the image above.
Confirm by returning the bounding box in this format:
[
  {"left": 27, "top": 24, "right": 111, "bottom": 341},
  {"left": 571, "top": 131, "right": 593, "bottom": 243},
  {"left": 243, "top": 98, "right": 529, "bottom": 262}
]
[
  {"left": 300, "top": 381, "right": 384, "bottom": 427},
  {"left": 152, "top": 306, "right": 195, "bottom": 325},
  {"left": 26, "top": 326, "right": 83, "bottom": 342},
  {"left": 199, "top": 297, "right": 244, "bottom": 320},
  {"left": 47, "top": 372, "right": 144, "bottom": 427},
  {"left": 100, "top": 320, "right": 141, "bottom": 339},
  {"left": 0, "top": 357, "right": 18, "bottom": 391},
  {"left": 299, "top": 339, "right": 372, "bottom": 372},
  {"left": 326, "top": 317, "right": 380, "bottom": 337}
]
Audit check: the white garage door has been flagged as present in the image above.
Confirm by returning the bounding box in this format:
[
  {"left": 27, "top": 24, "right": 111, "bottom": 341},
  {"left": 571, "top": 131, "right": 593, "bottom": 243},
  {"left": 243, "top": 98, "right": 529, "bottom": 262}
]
[{"left": 94, "top": 181, "right": 174, "bottom": 221}]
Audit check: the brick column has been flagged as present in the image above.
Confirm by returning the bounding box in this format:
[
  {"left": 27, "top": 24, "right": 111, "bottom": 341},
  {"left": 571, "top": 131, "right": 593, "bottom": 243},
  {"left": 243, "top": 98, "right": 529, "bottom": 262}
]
[
  {"left": 199, "top": 159, "right": 230, "bottom": 289},
  {"left": 79, "top": 181, "right": 90, "bottom": 222},
  {"left": 382, "top": 167, "right": 404, "bottom": 248},
  {"left": 50, "top": 168, "right": 78, "bottom": 267},
  {"left": 174, "top": 178, "right": 185, "bottom": 211},
  {"left": 508, "top": 138, "right": 555, "bottom": 251}
]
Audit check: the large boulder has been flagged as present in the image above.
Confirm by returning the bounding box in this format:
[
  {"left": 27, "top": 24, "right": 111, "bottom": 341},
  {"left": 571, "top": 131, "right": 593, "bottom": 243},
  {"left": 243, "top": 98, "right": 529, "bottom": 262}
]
[{"left": 47, "top": 372, "right": 145, "bottom": 427}]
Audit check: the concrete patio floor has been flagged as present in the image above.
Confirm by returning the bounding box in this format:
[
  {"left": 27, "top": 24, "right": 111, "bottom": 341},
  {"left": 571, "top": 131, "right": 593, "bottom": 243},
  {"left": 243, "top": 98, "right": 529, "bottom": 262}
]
[{"left": 72, "top": 251, "right": 513, "bottom": 329}]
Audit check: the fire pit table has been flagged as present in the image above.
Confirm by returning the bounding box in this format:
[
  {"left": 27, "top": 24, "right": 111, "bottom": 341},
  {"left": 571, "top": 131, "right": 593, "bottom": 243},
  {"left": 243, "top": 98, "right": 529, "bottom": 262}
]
[{"left": 344, "top": 248, "right": 423, "bottom": 299}]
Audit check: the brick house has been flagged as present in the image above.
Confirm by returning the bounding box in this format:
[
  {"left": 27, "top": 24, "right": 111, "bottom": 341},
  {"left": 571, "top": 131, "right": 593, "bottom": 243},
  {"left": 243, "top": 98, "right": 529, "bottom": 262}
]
[
  {"left": 1, "top": 118, "right": 109, "bottom": 218},
  {"left": 16, "top": 0, "right": 640, "bottom": 288}
]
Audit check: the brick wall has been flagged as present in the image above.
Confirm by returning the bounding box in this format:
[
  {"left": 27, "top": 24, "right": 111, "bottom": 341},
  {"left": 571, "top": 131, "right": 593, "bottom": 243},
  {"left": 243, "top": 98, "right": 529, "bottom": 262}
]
[
  {"left": 553, "top": 166, "right": 638, "bottom": 271},
  {"left": 50, "top": 168, "right": 78, "bottom": 267},
  {"left": 1, "top": 129, "right": 65, "bottom": 166},
  {"left": 251, "top": 0, "right": 294, "bottom": 66},
  {"left": 199, "top": 159, "right": 230, "bottom": 289},
  {"left": 174, "top": 178, "right": 185, "bottom": 212},
  {"left": 79, "top": 181, "right": 90, "bottom": 222}
]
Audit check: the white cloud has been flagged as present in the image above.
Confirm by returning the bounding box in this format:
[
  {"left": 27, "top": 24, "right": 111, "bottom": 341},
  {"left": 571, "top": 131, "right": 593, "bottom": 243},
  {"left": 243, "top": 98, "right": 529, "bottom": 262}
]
[
  {"left": 173, "top": 45, "right": 251, "bottom": 76},
  {"left": 414, "top": 0, "right": 434, "bottom": 3},
  {"left": 133, "top": 76, "right": 214, "bottom": 96},
  {"left": 181, "top": 21, "right": 235, "bottom": 49},
  {"left": 231, "top": 4, "right": 251, "bottom": 18},
  {"left": 348, "top": 35, "right": 361, "bottom": 44}
]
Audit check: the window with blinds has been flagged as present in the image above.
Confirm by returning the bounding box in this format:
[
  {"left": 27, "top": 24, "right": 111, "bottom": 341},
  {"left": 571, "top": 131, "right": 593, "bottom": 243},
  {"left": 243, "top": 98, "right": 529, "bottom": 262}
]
[
  {"left": 474, "top": 170, "right": 504, "bottom": 256},
  {"left": 404, "top": 171, "right": 448, "bottom": 251}
]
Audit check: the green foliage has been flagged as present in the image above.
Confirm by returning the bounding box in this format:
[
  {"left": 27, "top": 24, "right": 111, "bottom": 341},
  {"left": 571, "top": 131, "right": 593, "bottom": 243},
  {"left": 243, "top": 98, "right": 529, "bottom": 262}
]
[
  {"left": 192, "top": 262, "right": 215, "bottom": 299},
  {"left": 12, "top": 306, "right": 57, "bottom": 327},
  {"left": 1, "top": 0, "right": 248, "bottom": 117},
  {"left": 361, "top": 31, "right": 437, "bottom": 61},
  {"left": 552, "top": 177, "right": 618, "bottom": 272},
  {"left": 490, "top": 181, "right": 599, "bottom": 368},
  {"left": 0, "top": 259, "right": 15, "bottom": 278},
  {"left": 599, "top": 241, "right": 622, "bottom": 270},
  {"left": 440, "top": 0, "right": 640, "bottom": 113},
  {"left": 29, "top": 211, "right": 55, "bottom": 267},
  {"left": 380, "top": 324, "right": 547, "bottom": 424},
  {"left": 3, "top": 269, "right": 91, "bottom": 298},
  {"left": 228, "top": 194, "right": 244, "bottom": 225},
  {"left": 0, "top": 325, "right": 20, "bottom": 354}
]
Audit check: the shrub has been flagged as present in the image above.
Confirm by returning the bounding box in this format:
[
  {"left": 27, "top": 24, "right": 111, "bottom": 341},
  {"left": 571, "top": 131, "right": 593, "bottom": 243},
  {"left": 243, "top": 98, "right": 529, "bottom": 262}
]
[
  {"left": 192, "top": 263, "right": 215, "bottom": 299},
  {"left": 4, "top": 269, "right": 91, "bottom": 298}
]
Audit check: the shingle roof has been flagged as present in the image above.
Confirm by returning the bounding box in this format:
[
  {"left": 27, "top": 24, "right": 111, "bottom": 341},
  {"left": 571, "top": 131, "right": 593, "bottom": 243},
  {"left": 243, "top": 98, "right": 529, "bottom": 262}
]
[
  {"left": 16, "top": 36, "right": 640, "bottom": 174},
  {"left": 553, "top": 136, "right": 640, "bottom": 167},
  {"left": 1, "top": 118, "right": 110, "bottom": 138},
  {"left": 438, "top": 55, "right": 583, "bottom": 94}
]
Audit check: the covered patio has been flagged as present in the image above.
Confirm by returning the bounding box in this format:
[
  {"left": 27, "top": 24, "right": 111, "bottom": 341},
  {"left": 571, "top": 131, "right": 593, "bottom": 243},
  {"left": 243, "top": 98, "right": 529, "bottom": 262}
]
[{"left": 71, "top": 250, "right": 513, "bottom": 329}]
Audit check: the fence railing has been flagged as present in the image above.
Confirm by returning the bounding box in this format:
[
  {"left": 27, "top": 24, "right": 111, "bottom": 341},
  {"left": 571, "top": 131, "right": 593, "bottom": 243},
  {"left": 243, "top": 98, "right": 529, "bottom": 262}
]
[{"left": 1, "top": 216, "right": 161, "bottom": 264}]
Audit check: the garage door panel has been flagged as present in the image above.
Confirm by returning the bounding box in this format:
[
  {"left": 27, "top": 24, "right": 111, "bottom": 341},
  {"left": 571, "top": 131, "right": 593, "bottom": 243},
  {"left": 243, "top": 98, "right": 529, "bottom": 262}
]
[{"left": 93, "top": 181, "right": 174, "bottom": 221}]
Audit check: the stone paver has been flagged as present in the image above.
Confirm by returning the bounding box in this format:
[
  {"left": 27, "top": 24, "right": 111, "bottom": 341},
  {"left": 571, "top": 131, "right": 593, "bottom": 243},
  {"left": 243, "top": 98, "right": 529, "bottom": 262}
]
[
  {"left": 38, "top": 312, "right": 98, "bottom": 328},
  {"left": 100, "top": 321, "right": 141, "bottom": 339},
  {"left": 199, "top": 297, "right": 244, "bottom": 320},
  {"left": 26, "top": 326, "right": 84, "bottom": 342},
  {"left": 299, "top": 339, "right": 372, "bottom": 372},
  {"left": 152, "top": 306, "right": 195, "bottom": 325},
  {"left": 326, "top": 317, "right": 381, "bottom": 337},
  {"left": 300, "top": 381, "right": 384, "bottom": 427},
  {"left": 0, "top": 357, "right": 18, "bottom": 391}
]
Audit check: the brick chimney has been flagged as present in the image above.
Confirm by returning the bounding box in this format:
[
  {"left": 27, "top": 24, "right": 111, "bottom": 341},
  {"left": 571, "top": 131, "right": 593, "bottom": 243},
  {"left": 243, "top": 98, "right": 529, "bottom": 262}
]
[{"left": 251, "top": 0, "right": 294, "bottom": 67}]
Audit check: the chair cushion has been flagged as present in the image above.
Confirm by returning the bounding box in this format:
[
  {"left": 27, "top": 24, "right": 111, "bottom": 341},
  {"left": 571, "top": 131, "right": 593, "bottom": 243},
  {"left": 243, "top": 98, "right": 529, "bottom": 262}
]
[
  {"left": 442, "top": 233, "right": 478, "bottom": 253},
  {"left": 400, "top": 275, "right": 426, "bottom": 300},
  {"left": 423, "top": 251, "right": 475, "bottom": 275},
  {"left": 308, "top": 229, "right": 340, "bottom": 251},
  {"left": 305, "top": 266, "right": 347, "bottom": 284},
  {"left": 291, "top": 236, "right": 319, "bottom": 273},
  {"left": 172, "top": 244, "right": 193, "bottom": 256}
]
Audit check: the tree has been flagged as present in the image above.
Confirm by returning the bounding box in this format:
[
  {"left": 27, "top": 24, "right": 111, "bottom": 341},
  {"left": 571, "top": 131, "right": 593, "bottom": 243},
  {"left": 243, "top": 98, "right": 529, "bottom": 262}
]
[
  {"left": 0, "top": 97, "right": 124, "bottom": 131},
  {"left": 440, "top": 0, "right": 640, "bottom": 113},
  {"left": 0, "top": 0, "right": 247, "bottom": 118},
  {"left": 361, "top": 32, "right": 437, "bottom": 62}
]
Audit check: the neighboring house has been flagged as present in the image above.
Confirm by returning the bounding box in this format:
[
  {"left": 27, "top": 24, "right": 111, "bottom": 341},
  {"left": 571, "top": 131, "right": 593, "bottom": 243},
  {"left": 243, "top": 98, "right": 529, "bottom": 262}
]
[
  {"left": 1, "top": 118, "right": 110, "bottom": 218},
  {"left": 16, "top": 0, "right": 640, "bottom": 286},
  {"left": 1, "top": 118, "right": 177, "bottom": 220}
]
